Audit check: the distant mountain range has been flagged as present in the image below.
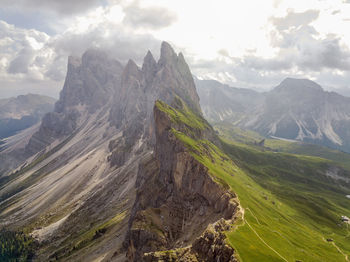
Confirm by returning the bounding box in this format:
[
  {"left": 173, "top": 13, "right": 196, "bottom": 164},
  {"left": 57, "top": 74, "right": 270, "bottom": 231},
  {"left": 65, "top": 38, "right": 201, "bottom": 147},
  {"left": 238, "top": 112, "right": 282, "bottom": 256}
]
[
  {"left": 0, "top": 94, "right": 55, "bottom": 139},
  {"left": 196, "top": 77, "right": 350, "bottom": 153}
]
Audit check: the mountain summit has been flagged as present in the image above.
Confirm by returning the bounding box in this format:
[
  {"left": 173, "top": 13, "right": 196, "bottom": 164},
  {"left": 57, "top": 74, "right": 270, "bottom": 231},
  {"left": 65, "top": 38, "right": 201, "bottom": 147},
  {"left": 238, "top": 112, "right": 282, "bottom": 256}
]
[{"left": 274, "top": 77, "right": 323, "bottom": 92}]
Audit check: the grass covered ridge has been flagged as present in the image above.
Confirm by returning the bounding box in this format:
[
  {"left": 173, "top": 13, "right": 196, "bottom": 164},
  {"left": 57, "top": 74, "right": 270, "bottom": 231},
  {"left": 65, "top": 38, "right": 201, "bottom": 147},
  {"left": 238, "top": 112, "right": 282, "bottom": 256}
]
[
  {"left": 159, "top": 100, "right": 350, "bottom": 262},
  {"left": 155, "top": 97, "right": 210, "bottom": 131}
]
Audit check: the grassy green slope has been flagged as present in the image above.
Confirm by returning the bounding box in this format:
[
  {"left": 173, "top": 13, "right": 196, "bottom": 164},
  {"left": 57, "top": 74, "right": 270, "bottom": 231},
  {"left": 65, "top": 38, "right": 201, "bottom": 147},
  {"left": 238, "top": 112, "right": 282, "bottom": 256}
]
[
  {"left": 157, "top": 100, "right": 350, "bottom": 262},
  {"left": 222, "top": 140, "right": 350, "bottom": 262},
  {"left": 216, "top": 123, "right": 350, "bottom": 171}
]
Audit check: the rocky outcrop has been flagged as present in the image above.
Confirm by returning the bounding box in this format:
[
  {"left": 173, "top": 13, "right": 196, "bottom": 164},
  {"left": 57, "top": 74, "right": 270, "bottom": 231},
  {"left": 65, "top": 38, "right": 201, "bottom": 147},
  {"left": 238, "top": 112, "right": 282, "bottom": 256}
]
[
  {"left": 108, "top": 42, "right": 202, "bottom": 167},
  {"left": 56, "top": 50, "right": 123, "bottom": 113},
  {"left": 25, "top": 50, "right": 124, "bottom": 155},
  {"left": 110, "top": 42, "right": 201, "bottom": 131},
  {"left": 143, "top": 219, "right": 237, "bottom": 262},
  {"left": 125, "top": 100, "right": 238, "bottom": 261}
]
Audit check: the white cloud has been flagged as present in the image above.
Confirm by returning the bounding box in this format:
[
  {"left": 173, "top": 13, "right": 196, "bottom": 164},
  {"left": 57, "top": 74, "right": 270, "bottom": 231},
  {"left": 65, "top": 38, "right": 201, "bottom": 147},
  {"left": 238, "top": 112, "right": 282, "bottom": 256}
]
[
  {"left": 123, "top": 0, "right": 177, "bottom": 29},
  {"left": 1, "top": 0, "right": 350, "bottom": 97},
  {"left": 0, "top": 0, "right": 104, "bottom": 15},
  {"left": 0, "top": 21, "right": 52, "bottom": 79}
]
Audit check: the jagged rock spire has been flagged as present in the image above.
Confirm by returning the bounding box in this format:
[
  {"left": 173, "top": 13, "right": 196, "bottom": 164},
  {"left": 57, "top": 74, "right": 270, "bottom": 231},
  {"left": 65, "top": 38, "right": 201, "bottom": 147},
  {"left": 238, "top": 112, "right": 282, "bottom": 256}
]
[
  {"left": 159, "top": 41, "right": 176, "bottom": 66},
  {"left": 123, "top": 59, "right": 141, "bottom": 80},
  {"left": 142, "top": 51, "right": 157, "bottom": 85},
  {"left": 142, "top": 50, "right": 156, "bottom": 70}
]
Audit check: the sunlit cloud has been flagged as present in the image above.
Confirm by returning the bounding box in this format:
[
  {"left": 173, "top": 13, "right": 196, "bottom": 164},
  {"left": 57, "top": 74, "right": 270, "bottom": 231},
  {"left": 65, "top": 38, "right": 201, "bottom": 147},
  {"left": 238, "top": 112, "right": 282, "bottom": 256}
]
[{"left": 1, "top": 0, "right": 350, "bottom": 98}]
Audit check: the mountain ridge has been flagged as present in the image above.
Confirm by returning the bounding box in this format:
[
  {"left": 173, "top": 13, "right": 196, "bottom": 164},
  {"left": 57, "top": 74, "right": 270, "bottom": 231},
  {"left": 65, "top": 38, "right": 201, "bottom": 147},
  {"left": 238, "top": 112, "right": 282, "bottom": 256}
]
[
  {"left": 196, "top": 77, "right": 350, "bottom": 153},
  {"left": 0, "top": 94, "right": 55, "bottom": 140}
]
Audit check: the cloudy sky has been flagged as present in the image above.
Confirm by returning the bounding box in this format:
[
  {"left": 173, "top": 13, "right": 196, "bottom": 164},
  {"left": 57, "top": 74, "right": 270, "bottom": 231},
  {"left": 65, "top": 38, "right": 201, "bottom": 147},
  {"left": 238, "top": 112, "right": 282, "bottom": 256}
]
[{"left": 1, "top": 0, "right": 350, "bottom": 98}]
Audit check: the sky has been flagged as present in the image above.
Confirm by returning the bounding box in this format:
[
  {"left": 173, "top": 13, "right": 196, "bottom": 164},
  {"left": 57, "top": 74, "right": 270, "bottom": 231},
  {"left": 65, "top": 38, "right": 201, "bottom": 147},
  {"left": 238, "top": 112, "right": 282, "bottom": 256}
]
[{"left": 1, "top": 0, "right": 350, "bottom": 98}]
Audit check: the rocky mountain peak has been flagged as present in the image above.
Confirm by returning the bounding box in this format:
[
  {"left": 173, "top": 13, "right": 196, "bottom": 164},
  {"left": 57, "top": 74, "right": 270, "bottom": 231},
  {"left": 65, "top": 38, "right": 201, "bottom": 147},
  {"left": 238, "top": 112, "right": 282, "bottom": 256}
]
[
  {"left": 123, "top": 59, "right": 141, "bottom": 80},
  {"left": 26, "top": 48, "right": 124, "bottom": 154},
  {"left": 159, "top": 41, "right": 177, "bottom": 66},
  {"left": 275, "top": 77, "right": 323, "bottom": 94},
  {"left": 67, "top": 55, "right": 82, "bottom": 70},
  {"left": 142, "top": 50, "right": 156, "bottom": 69},
  {"left": 155, "top": 42, "right": 201, "bottom": 113},
  {"left": 142, "top": 50, "right": 157, "bottom": 84},
  {"left": 57, "top": 49, "right": 123, "bottom": 112},
  {"left": 81, "top": 49, "right": 109, "bottom": 66}
]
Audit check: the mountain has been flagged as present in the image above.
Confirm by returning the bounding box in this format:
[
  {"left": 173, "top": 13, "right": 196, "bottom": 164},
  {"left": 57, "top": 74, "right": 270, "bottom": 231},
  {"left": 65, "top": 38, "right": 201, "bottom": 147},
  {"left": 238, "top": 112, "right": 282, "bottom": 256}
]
[
  {"left": 0, "top": 44, "right": 349, "bottom": 262},
  {"left": 0, "top": 94, "right": 55, "bottom": 139},
  {"left": 0, "top": 42, "right": 231, "bottom": 261},
  {"left": 196, "top": 77, "right": 350, "bottom": 153},
  {"left": 194, "top": 78, "right": 263, "bottom": 123}
]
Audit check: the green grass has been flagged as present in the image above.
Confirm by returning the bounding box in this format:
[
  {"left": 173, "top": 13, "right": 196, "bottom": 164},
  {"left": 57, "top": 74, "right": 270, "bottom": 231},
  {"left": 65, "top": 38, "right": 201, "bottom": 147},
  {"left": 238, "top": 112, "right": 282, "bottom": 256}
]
[
  {"left": 155, "top": 98, "right": 210, "bottom": 131},
  {"left": 159, "top": 101, "right": 350, "bottom": 262},
  {"left": 73, "top": 211, "right": 126, "bottom": 250},
  {"left": 215, "top": 123, "right": 350, "bottom": 171},
  {"left": 178, "top": 130, "right": 350, "bottom": 261},
  {"left": 49, "top": 211, "right": 127, "bottom": 260}
]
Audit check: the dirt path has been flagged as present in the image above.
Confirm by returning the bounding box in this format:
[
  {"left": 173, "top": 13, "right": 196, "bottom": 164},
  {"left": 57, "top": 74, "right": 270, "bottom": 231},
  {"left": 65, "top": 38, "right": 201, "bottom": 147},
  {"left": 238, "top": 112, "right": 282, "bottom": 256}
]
[
  {"left": 237, "top": 205, "right": 289, "bottom": 262},
  {"left": 332, "top": 242, "right": 349, "bottom": 262},
  {"left": 245, "top": 219, "right": 289, "bottom": 262},
  {"left": 322, "top": 237, "right": 349, "bottom": 262},
  {"left": 246, "top": 207, "right": 261, "bottom": 225}
]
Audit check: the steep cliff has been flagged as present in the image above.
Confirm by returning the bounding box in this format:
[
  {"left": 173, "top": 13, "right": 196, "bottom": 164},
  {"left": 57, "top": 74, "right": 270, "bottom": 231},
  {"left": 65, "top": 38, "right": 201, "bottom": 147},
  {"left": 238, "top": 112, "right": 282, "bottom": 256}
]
[
  {"left": 125, "top": 98, "right": 239, "bottom": 261},
  {"left": 26, "top": 50, "right": 124, "bottom": 155}
]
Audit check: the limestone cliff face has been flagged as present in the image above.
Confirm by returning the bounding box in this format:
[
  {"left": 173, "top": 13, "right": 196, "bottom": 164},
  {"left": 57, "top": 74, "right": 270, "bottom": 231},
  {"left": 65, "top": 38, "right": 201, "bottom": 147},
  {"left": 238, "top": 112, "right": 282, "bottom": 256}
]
[
  {"left": 108, "top": 42, "right": 202, "bottom": 167},
  {"left": 125, "top": 101, "right": 238, "bottom": 261},
  {"left": 110, "top": 42, "right": 201, "bottom": 132},
  {"left": 26, "top": 50, "right": 123, "bottom": 155},
  {"left": 143, "top": 219, "right": 238, "bottom": 262}
]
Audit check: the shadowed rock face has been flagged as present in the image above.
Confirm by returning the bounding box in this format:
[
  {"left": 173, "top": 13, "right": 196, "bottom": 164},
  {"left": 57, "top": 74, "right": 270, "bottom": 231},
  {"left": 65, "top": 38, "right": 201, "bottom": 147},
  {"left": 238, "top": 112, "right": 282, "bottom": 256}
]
[
  {"left": 124, "top": 101, "right": 238, "bottom": 261},
  {"left": 25, "top": 50, "right": 124, "bottom": 155},
  {"left": 56, "top": 50, "right": 124, "bottom": 114}
]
